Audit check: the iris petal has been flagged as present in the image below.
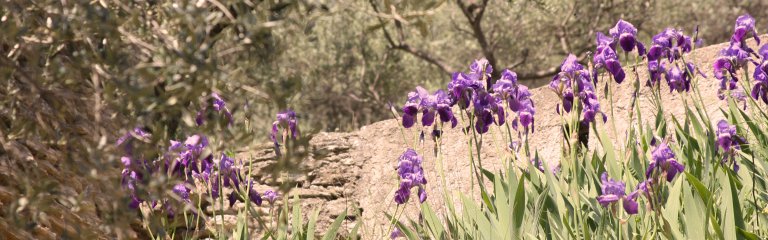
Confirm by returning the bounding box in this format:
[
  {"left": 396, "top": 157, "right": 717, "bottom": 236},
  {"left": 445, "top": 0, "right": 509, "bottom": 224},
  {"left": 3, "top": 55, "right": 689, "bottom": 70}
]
[
  {"left": 619, "top": 33, "right": 636, "bottom": 52},
  {"left": 623, "top": 198, "right": 639, "bottom": 215}
]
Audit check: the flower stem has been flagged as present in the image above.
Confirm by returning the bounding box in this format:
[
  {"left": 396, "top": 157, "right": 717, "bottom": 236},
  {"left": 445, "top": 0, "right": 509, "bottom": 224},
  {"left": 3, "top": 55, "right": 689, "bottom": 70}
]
[
  {"left": 751, "top": 153, "right": 760, "bottom": 234},
  {"left": 608, "top": 75, "right": 618, "bottom": 146},
  {"left": 466, "top": 111, "right": 488, "bottom": 201},
  {"left": 470, "top": 119, "right": 488, "bottom": 188},
  {"left": 218, "top": 169, "right": 225, "bottom": 236},
  {"left": 616, "top": 209, "right": 622, "bottom": 240},
  {"left": 435, "top": 122, "right": 453, "bottom": 217},
  {"left": 385, "top": 205, "right": 402, "bottom": 239},
  {"left": 740, "top": 68, "right": 763, "bottom": 234}
]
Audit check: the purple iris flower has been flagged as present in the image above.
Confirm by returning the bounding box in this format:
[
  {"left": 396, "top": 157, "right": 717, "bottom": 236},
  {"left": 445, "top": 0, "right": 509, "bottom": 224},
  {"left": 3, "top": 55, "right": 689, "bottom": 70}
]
[
  {"left": 550, "top": 54, "right": 588, "bottom": 114},
  {"left": 129, "top": 195, "right": 142, "bottom": 209},
  {"left": 731, "top": 14, "right": 760, "bottom": 51},
  {"left": 593, "top": 20, "right": 650, "bottom": 84},
  {"left": 714, "top": 44, "right": 753, "bottom": 100},
  {"left": 249, "top": 190, "right": 262, "bottom": 206},
  {"left": 122, "top": 155, "right": 134, "bottom": 169},
  {"left": 163, "top": 135, "right": 213, "bottom": 176},
  {"left": 448, "top": 73, "right": 478, "bottom": 109},
  {"left": 219, "top": 154, "right": 240, "bottom": 189},
  {"left": 713, "top": 56, "right": 737, "bottom": 99},
  {"left": 432, "top": 90, "right": 457, "bottom": 127},
  {"left": 163, "top": 136, "right": 247, "bottom": 208},
  {"left": 596, "top": 173, "right": 638, "bottom": 215},
  {"left": 720, "top": 44, "right": 753, "bottom": 68},
  {"left": 121, "top": 167, "right": 140, "bottom": 197},
  {"left": 182, "top": 135, "right": 208, "bottom": 163},
  {"left": 210, "top": 177, "right": 220, "bottom": 199},
  {"left": 228, "top": 191, "right": 238, "bottom": 207},
  {"left": 195, "top": 111, "right": 203, "bottom": 126},
  {"left": 448, "top": 64, "right": 485, "bottom": 109},
  {"left": 505, "top": 83, "right": 531, "bottom": 112},
  {"left": 550, "top": 54, "right": 606, "bottom": 125},
  {"left": 561, "top": 54, "right": 585, "bottom": 72},
  {"left": 716, "top": 120, "right": 746, "bottom": 172},
  {"left": 559, "top": 88, "right": 575, "bottom": 115},
  {"left": 549, "top": 71, "right": 573, "bottom": 114},
  {"left": 472, "top": 90, "right": 505, "bottom": 134},
  {"left": 596, "top": 32, "right": 616, "bottom": 50},
  {"left": 647, "top": 28, "right": 692, "bottom": 62},
  {"left": 116, "top": 127, "right": 151, "bottom": 156},
  {"left": 561, "top": 89, "right": 575, "bottom": 114},
  {"left": 165, "top": 134, "right": 214, "bottom": 177},
  {"left": 469, "top": 58, "right": 493, "bottom": 82},
  {"left": 116, "top": 129, "right": 151, "bottom": 209},
  {"left": 646, "top": 59, "right": 666, "bottom": 87},
  {"left": 394, "top": 149, "right": 427, "bottom": 204},
  {"left": 627, "top": 179, "right": 662, "bottom": 210},
  {"left": 402, "top": 87, "right": 458, "bottom": 128},
  {"left": 196, "top": 92, "right": 233, "bottom": 126},
  {"left": 664, "top": 65, "right": 687, "bottom": 93},
  {"left": 117, "top": 109, "right": 252, "bottom": 216},
  {"left": 244, "top": 180, "right": 263, "bottom": 206},
  {"left": 173, "top": 183, "right": 191, "bottom": 202},
  {"left": 492, "top": 69, "right": 519, "bottom": 99},
  {"left": 646, "top": 142, "right": 684, "bottom": 182},
  {"left": 609, "top": 20, "right": 646, "bottom": 55},
  {"left": 665, "top": 62, "right": 705, "bottom": 93},
  {"left": 716, "top": 120, "right": 741, "bottom": 152},
  {"left": 515, "top": 98, "right": 536, "bottom": 132},
  {"left": 593, "top": 44, "right": 626, "bottom": 83},
  {"left": 191, "top": 156, "right": 214, "bottom": 182},
  {"left": 578, "top": 84, "right": 606, "bottom": 125},
  {"left": 212, "top": 93, "right": 226, "bottom": 111},
  {"left": 390, "top": 227, "right": 404, "bottom": 239},
  {"left": 714, "top": 14, "right": 763, "bottom": 101},
  {"left": 271, "top": 110, "right": 299, "bottom": 150},
  {"left": 492, "top": 69, "right": 536, "bottom": 133},
  {"left": 394, "top": 187, "right": 410, "bottom": 205},
  {"left": 752, "top": 45, "right": 768, "bottom": 104},
  {"left": 402, "top": 87, "right": 427, "bottom": 128},
  {"left": 264, "top": 190, "right": 279, "bottom": 205}
]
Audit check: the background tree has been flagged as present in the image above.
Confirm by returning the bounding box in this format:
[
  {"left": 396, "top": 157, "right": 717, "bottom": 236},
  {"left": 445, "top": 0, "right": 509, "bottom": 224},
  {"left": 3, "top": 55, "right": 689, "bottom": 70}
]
[{"left": 366, "top": 0, "right": 768, "bottom": 87}]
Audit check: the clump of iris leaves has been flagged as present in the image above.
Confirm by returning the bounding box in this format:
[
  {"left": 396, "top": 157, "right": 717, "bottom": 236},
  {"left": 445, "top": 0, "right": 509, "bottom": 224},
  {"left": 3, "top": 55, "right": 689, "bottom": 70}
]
[
  {"left": 121, "top": 15, "right": 768, "bottom": 239},
  {"left": 387, "top": 15, "right": 767, "bottom": 240}
]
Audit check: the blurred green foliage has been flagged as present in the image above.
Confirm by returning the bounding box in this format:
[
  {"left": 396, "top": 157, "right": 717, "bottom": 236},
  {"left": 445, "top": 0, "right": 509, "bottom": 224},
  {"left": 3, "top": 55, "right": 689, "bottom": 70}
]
[{"left": 1, "top": 0, "right": 767, "bottom": 237}]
